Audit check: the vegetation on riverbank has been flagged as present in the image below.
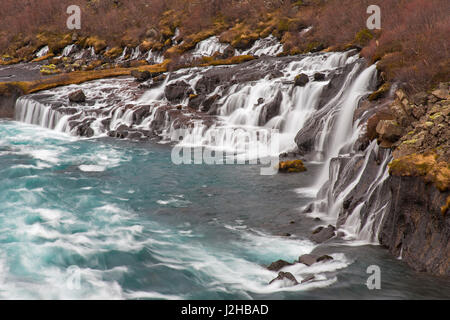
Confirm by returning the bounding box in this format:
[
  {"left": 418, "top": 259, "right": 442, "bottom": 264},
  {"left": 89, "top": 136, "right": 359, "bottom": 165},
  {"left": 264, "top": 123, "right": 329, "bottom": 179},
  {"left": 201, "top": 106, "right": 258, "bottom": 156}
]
[{"left": 0, "top": 0, "right": 448, "bottom": 94}]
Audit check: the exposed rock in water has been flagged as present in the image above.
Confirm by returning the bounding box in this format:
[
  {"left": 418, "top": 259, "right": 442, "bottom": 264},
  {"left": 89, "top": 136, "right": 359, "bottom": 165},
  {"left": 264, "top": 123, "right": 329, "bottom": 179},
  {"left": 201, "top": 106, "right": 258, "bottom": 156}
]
[
  {"left": 267, "top": 259, "right": 293, "bottom": 271},
  {"left": 314, "top": 72, "right": 325, "bottom": 81},
  {"left": 258, "top": 91, "right": 282, "bottom": 125},
  {"left": 298, "top": 254, "right": 334, "bottom": 266},
  {"left": 301, "top": 274, "right": 315, "bottom": 284},
  {"left": 298, "top": 254, "right": 318, "bottom": 266},
  {"left": 68, "top": 89, "right": 86, "bottom": 103},
  {"left": 164, "top": 80, "right": 193, "bottom": 103},
  {"left": 0, "top": 83, "right": 23, "bottom": 118},
  {"left": 269, "top": 272, "right": 299, "bottom": 286},
  {"left": 131, "top": 70, "right": 151, "bottom": 82},
  {"left": 294, "top": 73, "right": 309, "bottom": 87},
  {"left": 310, "top": 225, "right": 336, "bottom": 243},
  {"left": 278, "top": 160, "right": 307, "bottom": 173}
]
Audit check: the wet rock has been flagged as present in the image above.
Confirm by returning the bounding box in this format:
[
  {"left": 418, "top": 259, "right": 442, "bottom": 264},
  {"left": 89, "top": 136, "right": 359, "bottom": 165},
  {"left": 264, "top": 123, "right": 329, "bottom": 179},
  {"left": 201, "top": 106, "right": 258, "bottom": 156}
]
[
  {"left": 278, "top": 160, "right": 307, "bottom": 173},
  {"left": 0, "top": 83, "right": 24, "bottom": 118},
  {"left": 310, "top": 225, "right": 336, "bottom": 243},
  {"left": 165, "top": 80, "right": 193, "bottom": 103},
  {"left": 127, "top": 131, "right": 143, "bottom": 140},
  {"left": 131, "top": 70, "right": 151, "bottom": 82},
  {"left": 267, "top": 260, "right": 293, "bottom": 272},
  {"left": 298, "top": 254, "right": 334, "bottom": 266},
  {"left": 269, "top": 272, "right": 299, "bottom": 286},
  {"left": 317, "top": 255, "right": 334, "bottom": 263},
  {"left": 68, "top": 89, "right": 86, "bottom": 103},
  {"left": 298, "top": 254, "right": 319, "bottom": 266},
  {"left": 301, "top": 275, "right": 315, "bottom": 284},
  {"left": 258, "top": 91, "right": 282, "bottom": 125},
  {"left": 314, "top": 72, "right": 325, "bottom": 81},
  {"left": 294, "top": 73, "right": 309, "bottom": 87},
  {"left": 379, "top": 175, "right": 450, "bottom": 275}
]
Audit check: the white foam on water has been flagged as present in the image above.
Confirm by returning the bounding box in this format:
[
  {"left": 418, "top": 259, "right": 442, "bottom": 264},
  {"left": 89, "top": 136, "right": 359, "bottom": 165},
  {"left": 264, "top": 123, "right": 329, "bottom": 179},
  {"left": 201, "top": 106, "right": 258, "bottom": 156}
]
[{"left": 79, "top": 165, "right": 106, "bottom": 172}]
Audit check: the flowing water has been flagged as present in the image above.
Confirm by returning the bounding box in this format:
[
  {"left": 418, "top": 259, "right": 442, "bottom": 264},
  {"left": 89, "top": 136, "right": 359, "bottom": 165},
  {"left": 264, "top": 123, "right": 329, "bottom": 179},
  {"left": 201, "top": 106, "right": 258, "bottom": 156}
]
[{"left": 2, "top": 40, "right": 450, "bottom": 299}]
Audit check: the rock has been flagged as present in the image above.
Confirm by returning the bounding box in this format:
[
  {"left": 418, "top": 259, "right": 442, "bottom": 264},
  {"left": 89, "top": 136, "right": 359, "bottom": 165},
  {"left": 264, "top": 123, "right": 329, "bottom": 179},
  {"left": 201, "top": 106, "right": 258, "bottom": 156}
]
[
  {"left": 301, "top": 275, "right": 315, "bottom": 284},
  {"left": 431, "top": 83, "right": 449, "bottom": 100},
  {"left": 0, "top": 83, "right": 23, "bottom": 118},
  {"left": 310, "top": 225, "right": 336, "bottom": 243},
  {"left": 313, "top": 72, "right": 325, "bottom": 81},
  {"left": 294, "top": 73, "right": 309, "bottom": 87},
  {"left": 269, "top": 272, "right": 299, "bottom": 286},
  {"left": 68, "top": 89, "right": 86, "bottom": 103},
  {"left": 379, "top": 174, "right": 450, "bottom": 275},
  {"left": 298, "top": 254, "right": 334, "bottom": 266},
  {"left": 131, "top": 70, "right": 151, "bottom": 82},
  {"left": 278, "top": 160, "right": 307, "bottom": 173},
  {"left": 317, "top": 255, "right": 334, "bottom": 263},
  {"left": 267, "top": 260, "right": 293, "bottom": 271},
  {"left": 298, "top": 254, "right": 319, "bottom": 266},
  {"left": 258, "top": 91, "right": 283, "bottom": 125},
  {"left": 165, "top": 80, "right": 193, "bottom": 103},
  {"left": 376, "top": 120, "right": 404, "bottom": 145}
]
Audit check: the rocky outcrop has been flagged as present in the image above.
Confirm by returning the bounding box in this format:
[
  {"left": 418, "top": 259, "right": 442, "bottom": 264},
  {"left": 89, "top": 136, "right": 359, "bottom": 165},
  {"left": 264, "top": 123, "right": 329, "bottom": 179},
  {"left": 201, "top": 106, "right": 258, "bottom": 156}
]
[
  {"left": 68, "top": 89, "right": 86, "bottom": 103},
  {"left": 277, "top": 159, "right": 307, "bottom": 173},
  {"left": 310, "top": 225, "right": 336, "bottom": 243},
  {"left": 269, "top": 272, "right": 299, "bottom": 286},
  {"left": 294, "top": 73, "right": 309, "bottom": 87},
  {"left": 267, "top": 260, "right": 293, "bottom": 271},
  {"left": 379, "top": 174, "right": 450, "bottom": 275},
  {"left": 0, "top": 83, "right": 23, "bottom": 118}
]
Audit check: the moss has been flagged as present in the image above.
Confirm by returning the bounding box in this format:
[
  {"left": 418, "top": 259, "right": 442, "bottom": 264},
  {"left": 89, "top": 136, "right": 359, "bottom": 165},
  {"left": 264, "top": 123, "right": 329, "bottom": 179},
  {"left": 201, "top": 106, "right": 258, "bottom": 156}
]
[
  {"left": 389, "top": 152, "right": 449, "bottom": 192},
  {"left": 368, "top": 82, "right": 391, "bottom": 101},
  {"left": 354, "top": 29, "right": 374, "bottom": 46},
  {"left": 199, "top": 55, "right": 255, "bottom": 67},
  {"left": 104, "top": 47, "right": 123, "bottom": 59},
  {"left": 278, "top": 160, "right": 307, "bottom": 173},
  {"left": 429, "top": 112, "right": 442, "bottom": 120},
  {"left": 85, "top": 36, "right": 107, "bottom": 54}
]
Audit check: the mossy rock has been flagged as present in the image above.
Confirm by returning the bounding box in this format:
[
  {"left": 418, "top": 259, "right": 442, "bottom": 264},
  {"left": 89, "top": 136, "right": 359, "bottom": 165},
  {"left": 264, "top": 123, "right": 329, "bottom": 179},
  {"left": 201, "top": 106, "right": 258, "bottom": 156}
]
[
  {"left": 278, "top": 160, "right": 307, "bottom": 173},
  {"left": 368, "top": 82, "right": 391, "bottom": 101}
]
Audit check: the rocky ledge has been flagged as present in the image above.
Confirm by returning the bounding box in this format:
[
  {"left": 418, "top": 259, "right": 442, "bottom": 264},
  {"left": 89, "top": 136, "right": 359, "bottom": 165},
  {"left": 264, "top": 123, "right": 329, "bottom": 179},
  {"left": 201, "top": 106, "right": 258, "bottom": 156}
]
[{"left": 371, "top": 83, "right": 449, "bottom": 275}]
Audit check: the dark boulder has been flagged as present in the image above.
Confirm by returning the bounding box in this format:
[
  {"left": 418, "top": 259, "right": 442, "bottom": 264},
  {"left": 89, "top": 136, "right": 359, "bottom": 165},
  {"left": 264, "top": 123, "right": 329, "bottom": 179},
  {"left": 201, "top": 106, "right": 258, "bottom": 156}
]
[
  {"left": 131, "top": 70, "right": 151, "bottom": 82},
  {"left": 165, "top": 80, "right": 193, "bottom": 103},
  {"left": 314, "top": 72, "right": 326, "bottom": 81},
  {"left": 68, "top": 89, "right": 86, "bottom": 103},
  {"left": 298, "top": 254, "right": 334, "bottom": 266},
  {"left": 301, "top": 275, "right": 315, "bottom": 284},
  {"left": 298, "top": 254, "right": 319, "bottom": 266},
  {"left": 294, "top": 73, "right": 309, "bottom": 87},
  {"left": 267, "top": 259, "right": 293, "bottom": 272},
  {"left": 310, "top": 225, "right": 336, "bottom": 243},
  {"left": 269, "top": 272, "right": 299, "bottom": 286},
  {"left": 258, "top": 91, "right": 283, "bottom": 125}
]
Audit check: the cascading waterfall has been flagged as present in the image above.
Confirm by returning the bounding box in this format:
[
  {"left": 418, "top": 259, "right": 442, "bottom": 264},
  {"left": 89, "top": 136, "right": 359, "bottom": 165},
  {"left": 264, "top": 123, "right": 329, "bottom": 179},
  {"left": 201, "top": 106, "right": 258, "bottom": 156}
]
[{"left": 14, "top": 46, "right": 392, "bottom": 243}]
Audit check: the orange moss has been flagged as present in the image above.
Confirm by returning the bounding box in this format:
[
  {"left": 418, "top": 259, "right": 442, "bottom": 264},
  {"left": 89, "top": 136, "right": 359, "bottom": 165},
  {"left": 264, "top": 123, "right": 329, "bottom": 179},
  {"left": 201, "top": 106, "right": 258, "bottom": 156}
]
[
  {"left": 278, "top": 160, "right": 307, "bottom": 173},
  {"left": 389, "top": 152, "right": 450, "bottom": 192}
]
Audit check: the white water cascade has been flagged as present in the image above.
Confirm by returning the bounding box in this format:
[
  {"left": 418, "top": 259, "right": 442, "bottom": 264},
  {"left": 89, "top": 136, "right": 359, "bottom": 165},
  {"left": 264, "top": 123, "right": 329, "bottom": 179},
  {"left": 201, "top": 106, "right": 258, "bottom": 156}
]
[{"left": 15, "top": 48, "right": 392, "bottom": 243}]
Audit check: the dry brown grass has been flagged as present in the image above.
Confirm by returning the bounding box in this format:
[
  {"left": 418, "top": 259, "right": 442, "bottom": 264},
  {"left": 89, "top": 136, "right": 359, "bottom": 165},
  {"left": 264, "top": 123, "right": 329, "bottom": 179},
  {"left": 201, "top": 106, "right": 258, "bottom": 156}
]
[{"left": 1, "top": 0, "right": 448, "bottom": 93}]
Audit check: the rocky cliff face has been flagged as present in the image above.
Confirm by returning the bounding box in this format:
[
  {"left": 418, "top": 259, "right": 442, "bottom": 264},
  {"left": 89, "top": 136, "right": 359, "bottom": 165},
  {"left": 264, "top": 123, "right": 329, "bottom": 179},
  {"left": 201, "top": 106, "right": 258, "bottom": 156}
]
[
  {"left": 379, "top": 174, "right": 449, "bottom": 275},
  {"left": 366, "top": 83, "right": 449, "bottom": 275},
  {"left": 0, "top": 83, "right": 23, "bottom": 118}
]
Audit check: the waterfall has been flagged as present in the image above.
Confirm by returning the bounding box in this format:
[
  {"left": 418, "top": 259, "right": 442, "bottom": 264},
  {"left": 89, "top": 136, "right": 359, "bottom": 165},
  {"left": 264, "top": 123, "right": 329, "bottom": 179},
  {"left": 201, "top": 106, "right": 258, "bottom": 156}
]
[
  {"left": 14, "top": 49, "right": 392, "bottom": 242},
  {"left": 237, "top": 35, "right": 284, "bottom": 57},
  {"left": 192, "top": 36, "right": 229, "bottom": 57},
  {"left": 35, "top": 46, "right": 49, "bottom": 58}
]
